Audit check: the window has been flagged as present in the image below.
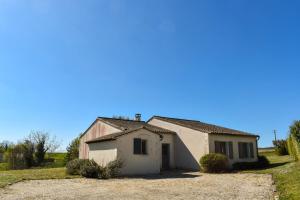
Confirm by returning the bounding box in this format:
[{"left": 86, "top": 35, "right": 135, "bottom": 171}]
[
  {"left": 238, "top": 142, "right": 254, "bottom": 159},
  {"left": 215, "top": 141, "right": 227, "bottom": 155},
  {"left": 215, "top": 141, "right": 233, "bottom": 159},
  {"left": 133, "top": 138, "right": 147, "bottom": 155}
]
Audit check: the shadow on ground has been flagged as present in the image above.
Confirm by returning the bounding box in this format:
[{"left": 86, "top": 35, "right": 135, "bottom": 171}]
[
  {"left": 120, "top": 170, "right": 200, "bottom": 180},
  {"left": 266, "top": 162, "right": 290, "bottom": 169}
]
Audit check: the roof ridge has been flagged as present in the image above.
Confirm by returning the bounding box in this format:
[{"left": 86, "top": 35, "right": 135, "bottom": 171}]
[
  {"left": 151, "top": 115, "right": 258, "bottom": 137},
  {"left": 152, "top": 115, "right": 200, "bottom": 122},
  {"left": 98, "top": 116, "right": 146, "bottom": 122}
]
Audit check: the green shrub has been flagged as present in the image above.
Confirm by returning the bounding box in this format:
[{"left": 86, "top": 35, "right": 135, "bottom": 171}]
[
  {"left": 66, "top": 159, "right": 89, "bottom": 175},
  {"left": 287, "top": 121, "right": 300, "bottom": 161},
  {"left": 287, "top": 134, "right": 300, "bottom": 161},
  {"left": 232, "top": 155, "right": 270, "bottom": 170},
  {"left": 66, "top": 158, "right": 123, "bottom": 179},
  {"left": 290, "top": 120, "right": 300, "bottom": 143},
  {"left": 100, "top": 159, "right": 123, "bottom": 179},
  {"left": 200, "top": 153, "right": 229, "bottom": 173},
  {"left": 273, "top": 140, "right": 288, "bottom": 155},
  {"left": 80, "top": 160, "right": 100, "bottom": 178}
]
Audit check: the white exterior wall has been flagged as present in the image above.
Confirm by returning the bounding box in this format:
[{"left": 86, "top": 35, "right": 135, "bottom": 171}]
[
  {"left": 79, "top": 120, "right": 120, "bottom": 159},
  {"left": 88, "top": 141, "right": 117, "bottom": 166},
  {"left": 116, "top": 129, "right": 162, "bottom": 175},
  {"left": 148, "top": 118, "right": 209, "bottom": 170},
  {"left": 208, "top": 134, "right": 258, "bottom": 165}
]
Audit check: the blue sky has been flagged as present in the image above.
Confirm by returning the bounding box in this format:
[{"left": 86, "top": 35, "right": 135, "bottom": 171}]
[{"left": 0, "top": 0, "right": 299, "bottom": 150}]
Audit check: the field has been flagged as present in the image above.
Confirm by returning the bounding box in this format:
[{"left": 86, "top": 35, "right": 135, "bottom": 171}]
[
  {"left": 0, "top": 167, "right": 78, "bottom": 188},
  {"left": 245, "top": 151, "right": 300, "bottom": 200},
  {"left": 0, "top": 152, "right": 75, "bottom": 188},
  {"left": 44, "top": 152, "right": 67, "bottom": 168}
]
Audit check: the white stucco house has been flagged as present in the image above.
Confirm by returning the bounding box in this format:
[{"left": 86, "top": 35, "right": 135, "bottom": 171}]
[{"left": 79, "top": 114, "right": 259, "bottom": 175}]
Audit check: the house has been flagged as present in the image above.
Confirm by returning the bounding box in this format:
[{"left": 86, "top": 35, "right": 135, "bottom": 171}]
[{"left": 79, "top": 114, "right": 259, "bottom": 175}]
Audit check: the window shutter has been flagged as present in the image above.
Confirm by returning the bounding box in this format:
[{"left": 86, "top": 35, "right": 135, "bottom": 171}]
[
  {"left": 215, "top": 141, "right": 220, "bottom": 153},
  {"left": 238, "top": 143, "right": 243, "bottom": 159},
  {"left": 228, "top": 142, "right": 233, "bottom": 159},
  {"left": 244, "top": 143, "right": 249, "bottom": 158},
  {"left": 249, "top": 143, "right": 254, "bottom": 158},
  {"left": 141, "top": 140, "right": 147, "bottom": 154},
  {"left": 133, "top": 138, "right": 141, "bottom": 154}
]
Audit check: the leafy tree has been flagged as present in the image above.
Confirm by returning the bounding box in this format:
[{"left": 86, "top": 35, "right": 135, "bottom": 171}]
[
  {"left": 65, "top": 136, "right": 80, "bottom": 163},
  {"left": 273, "top": 139, "right": 288, "bottom": 155},
  {"left": 0, "top": 141, "right": 13, "bottom": 152},
  {"left": 290, "top": 120, "right": 300, "bottom": 143},
  {"left": 6, "top": 144, "right": 26, "bottom": 169},
  {"left": 28, "top": 131, "right": 60, "bottom": 165},
  {"left": 22, "top": 140, "right": 35, "bottom": 167}
]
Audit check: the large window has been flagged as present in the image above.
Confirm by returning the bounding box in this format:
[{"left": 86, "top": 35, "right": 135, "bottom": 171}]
[
  {"left": 215, "top": 141, "right": 233, "bottom": 159},
  {"left": 133, "top": 138, "right": 147, "bottom": 155},
  {"left": 238, "top": 142, "right": 254, "bottom": 159}
]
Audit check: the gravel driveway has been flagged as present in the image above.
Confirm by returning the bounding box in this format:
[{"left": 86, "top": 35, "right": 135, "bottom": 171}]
[{"left": 0, "top": 172, "right": 274, "bottom": 200}]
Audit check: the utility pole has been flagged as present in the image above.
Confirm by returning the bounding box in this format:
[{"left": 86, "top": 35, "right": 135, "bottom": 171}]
[{"left": 274, "top": 130, "right": 277, "bottom": 142}]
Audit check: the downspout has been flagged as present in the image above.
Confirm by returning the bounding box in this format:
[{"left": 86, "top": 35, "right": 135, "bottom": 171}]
[{"left": 256, "top": 135, "right": 260, "bottom": 158}]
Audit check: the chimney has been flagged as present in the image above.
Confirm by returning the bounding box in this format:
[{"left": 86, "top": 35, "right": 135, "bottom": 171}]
[{"left": 135, "top": 113, "right": 141, "bottom": 121}]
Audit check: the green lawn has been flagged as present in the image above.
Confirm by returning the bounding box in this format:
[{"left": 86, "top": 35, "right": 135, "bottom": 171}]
[
  {"left": 244, "top": 151, "right": 300, "bottom": 200},
  {"left": 0, "top": 167, "right": 77, "bottom": 188},
  {"left": 0, "top": 163, "right": 8, "bottom": 171},
  {"left": 44, "top": 152, "right": 67, "bottom": 168}
]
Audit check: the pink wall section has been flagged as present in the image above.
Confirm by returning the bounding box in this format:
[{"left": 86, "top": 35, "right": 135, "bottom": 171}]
[{"left": 79, "top": 120, "right": 120, "bottom": 159}]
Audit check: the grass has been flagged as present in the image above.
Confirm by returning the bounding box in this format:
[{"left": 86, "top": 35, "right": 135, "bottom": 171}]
[
  {"left": 0, "top": 152, "right": 75, "bottom": 188},
  {"left": 0, "top": 163, "right": 8, "bottom": 171},
  {"left": 44, "top": 152, "right": 67, "bottom": 168},
  {"left": 243, "top": 151, "right": 300, "bottom": 200},
  {"left": 0, "top": 167, "right": 78, "bottom": 188}
]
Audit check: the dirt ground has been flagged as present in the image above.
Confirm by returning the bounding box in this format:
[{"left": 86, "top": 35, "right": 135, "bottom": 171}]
[{"left": 0, "top": 171, "right": 274, "bottom": 200}]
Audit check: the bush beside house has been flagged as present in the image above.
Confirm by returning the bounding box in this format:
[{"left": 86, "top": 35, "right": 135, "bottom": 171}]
[
  {"left": 232, "top": 155, "right": 269, "bottom": 170},
  {"left": 200, "top": 153, "right": 229, "bottom": 173},
  {"left": 66, "top": 159, "right": 123, "bottom": 179}
]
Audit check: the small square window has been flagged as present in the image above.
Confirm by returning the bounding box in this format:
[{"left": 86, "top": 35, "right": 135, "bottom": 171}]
[{"left": 133, "top": 138, "right": 147, "bottom": 155}]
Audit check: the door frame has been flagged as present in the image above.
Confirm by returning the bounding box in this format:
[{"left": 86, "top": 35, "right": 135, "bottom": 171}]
[{"left": 161, "top": 143, "right": 170, "bottom": 170}]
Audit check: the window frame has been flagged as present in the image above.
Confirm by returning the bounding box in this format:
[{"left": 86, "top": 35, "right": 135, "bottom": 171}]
[
  {"left": 238, "top": 142, "right": 254, "bottom": 159},
  {"left": 215, "top": 141, "right": 234, "bottom": 159},
  {"left": 133, "top": 138, "right": 147, "bottom": 155}
]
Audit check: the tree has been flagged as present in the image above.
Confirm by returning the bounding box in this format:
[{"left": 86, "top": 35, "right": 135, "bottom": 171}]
[
  {"left": 65, "top": 136, "right": 80, "bottom": 163},
  {"left": 28, "top": 131, "right": 60, "bottom": 165},
  {"left": 290, "top": 120, "right": 300, "bottom": 143},
  {"left": 0, "top": 141, "right": 13, "bottom": 152},
  {"left": 6, "top": 144, "right": 26, "bottom": 170},
  {"left": 22, "top": 140, "right": 35, "bottom": 167},
  {"left": 273, "top": 139, "right": 288, "bottom": 155}
]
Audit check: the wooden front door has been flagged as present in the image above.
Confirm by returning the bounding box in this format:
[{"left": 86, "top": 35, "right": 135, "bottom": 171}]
[{"left": 162, "top": 143, "right": 170, "bottom": 170}]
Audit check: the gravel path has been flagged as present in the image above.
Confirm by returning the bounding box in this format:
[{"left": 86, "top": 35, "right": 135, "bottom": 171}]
[{"left": 0, "top": 172, "right": 274, "bottom": 200}]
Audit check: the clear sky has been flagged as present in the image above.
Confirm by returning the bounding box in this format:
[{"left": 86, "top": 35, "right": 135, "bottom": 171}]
[{"left": 0, "top": 0, "right": 299, "bottom": 151}]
